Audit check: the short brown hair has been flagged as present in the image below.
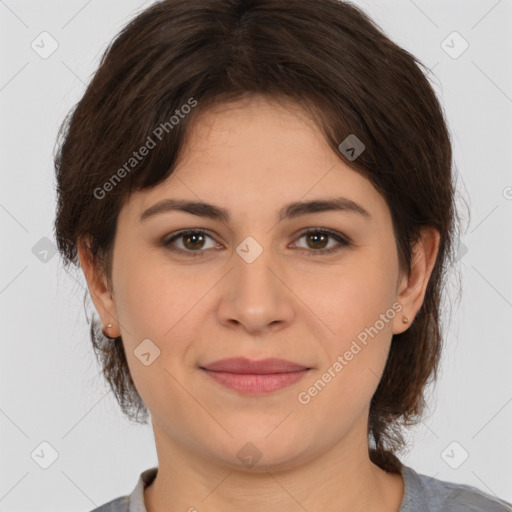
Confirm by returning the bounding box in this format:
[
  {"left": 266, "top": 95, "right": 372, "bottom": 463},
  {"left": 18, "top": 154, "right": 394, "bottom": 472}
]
[{"left": 54, "top": 0, "right": 462, "bottom": 473}]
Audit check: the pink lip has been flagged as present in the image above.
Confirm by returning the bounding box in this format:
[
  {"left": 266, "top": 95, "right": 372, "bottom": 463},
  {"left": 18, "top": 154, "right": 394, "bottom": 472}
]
[{"left": 200, "top": 357, "right": 311, "bottom": 395}]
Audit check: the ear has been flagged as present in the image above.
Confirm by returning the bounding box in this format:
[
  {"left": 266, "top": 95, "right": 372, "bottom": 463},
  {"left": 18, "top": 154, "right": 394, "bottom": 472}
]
[
  {"left": 77, "top": 236, "right": 121, "bottom": 338},
  {"left": 393, "top": 226, "right": 441, "bottom": 335}
]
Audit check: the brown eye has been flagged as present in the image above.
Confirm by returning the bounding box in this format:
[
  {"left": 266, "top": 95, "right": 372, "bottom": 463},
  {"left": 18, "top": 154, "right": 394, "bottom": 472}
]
[
  {"left": 304, "top": 231, "right": 329, "bottom": 249},
  {"left": 182, "top": 232, "right": 206, "bottom": 250},
  {"left": 163, "top": 229, "right": 218, "bottom": 256},
  {"left": 293, "top": 228, "right": 350, "bottom": 256},
  {"left": 162, "top": 227, "right": 350, "bottom": 258}
]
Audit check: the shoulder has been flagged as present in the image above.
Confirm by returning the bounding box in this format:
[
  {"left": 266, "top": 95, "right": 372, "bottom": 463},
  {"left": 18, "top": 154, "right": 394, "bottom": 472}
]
[
  {"left": 400, "top": 465, "right": 512, "bottom": 512},
  {"left": 88, "top": 496, "right": 130, "bottom": 512},
  {"left": 87, "top": 466, "right": 157, "bottom": 512}
]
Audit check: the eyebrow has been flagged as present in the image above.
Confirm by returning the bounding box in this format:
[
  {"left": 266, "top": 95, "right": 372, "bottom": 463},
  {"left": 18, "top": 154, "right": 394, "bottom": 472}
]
[{"left": 139, "top": 196, "right": 372, "bottom": 223}]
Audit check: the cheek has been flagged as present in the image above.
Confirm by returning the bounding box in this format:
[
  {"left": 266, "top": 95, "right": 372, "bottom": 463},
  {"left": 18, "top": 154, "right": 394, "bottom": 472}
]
[
  {"left": 111, "top": 255, "right": 206, "bottom": 389},
  {"left": 112, "top": 246, "right": 197, "bottom": 340},
  {"left": 298, "top": 310, "right": 394, "bottom": 433},
  {"left": 301, "top": 256, "right": 398, "bottom": 346},
  {"left": 297, "top": 258, "right": 397, "bottom": 403}
]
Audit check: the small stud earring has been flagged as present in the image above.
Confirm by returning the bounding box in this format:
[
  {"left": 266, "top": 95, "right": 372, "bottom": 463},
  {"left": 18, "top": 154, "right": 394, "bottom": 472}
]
[
  {"left": 402, "top": 317, "right": 409, "bottom": 324},
  {"left": 102, "top": 323, "right": 116, "bottom": 340}
]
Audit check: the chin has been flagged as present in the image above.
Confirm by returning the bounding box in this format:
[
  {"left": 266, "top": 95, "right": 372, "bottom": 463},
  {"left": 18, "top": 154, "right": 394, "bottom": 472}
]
[{"left": 201, "top": 428, "right": 314, "bottom": 472}]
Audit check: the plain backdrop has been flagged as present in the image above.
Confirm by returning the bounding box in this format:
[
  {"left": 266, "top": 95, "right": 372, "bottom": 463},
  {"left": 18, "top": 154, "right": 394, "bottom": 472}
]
[{"left": 1, "top": 0, "right": 511, "bottom": 510}]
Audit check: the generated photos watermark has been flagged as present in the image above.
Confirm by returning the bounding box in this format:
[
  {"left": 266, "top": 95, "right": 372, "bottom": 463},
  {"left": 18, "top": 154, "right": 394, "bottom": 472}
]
[
  {"left": 93, "top": 97, "right": 198, "bottom": 200},
  {"left": 297, "top": 301, "right": 403, "bottom": 405}
]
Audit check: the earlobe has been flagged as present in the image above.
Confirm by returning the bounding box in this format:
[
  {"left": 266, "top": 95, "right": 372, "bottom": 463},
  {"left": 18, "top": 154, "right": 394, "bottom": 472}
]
[{"left": 393, "top": 227, "right": 440, "bottom": 335}]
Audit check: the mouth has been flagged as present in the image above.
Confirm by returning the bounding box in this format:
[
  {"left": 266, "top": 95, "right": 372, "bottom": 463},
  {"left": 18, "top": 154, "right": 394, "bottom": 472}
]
[{"left": 199, "top": 357, "right": 311, "bottom": 395}]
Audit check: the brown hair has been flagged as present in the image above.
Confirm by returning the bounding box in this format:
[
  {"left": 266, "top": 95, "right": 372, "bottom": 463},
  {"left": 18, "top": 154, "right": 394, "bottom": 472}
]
[{"left": 53, "top": 0, "right": 463, "bottom": 473}]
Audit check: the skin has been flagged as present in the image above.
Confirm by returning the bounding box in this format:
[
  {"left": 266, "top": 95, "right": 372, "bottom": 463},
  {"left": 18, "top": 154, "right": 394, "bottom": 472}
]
[{"left": 79, "top": 94, "right": 440, "bottom": 512}]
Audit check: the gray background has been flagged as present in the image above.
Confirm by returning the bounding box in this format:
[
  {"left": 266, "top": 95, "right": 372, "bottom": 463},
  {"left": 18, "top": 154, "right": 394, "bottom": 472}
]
[{"left": 1, "top": 0, "right": 511, "bottom": 510}]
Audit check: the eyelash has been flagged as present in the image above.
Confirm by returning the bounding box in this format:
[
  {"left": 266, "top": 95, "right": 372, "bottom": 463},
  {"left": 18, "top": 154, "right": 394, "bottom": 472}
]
[{"left": 162, "top": 228, "right": 350, "bottom": 258}]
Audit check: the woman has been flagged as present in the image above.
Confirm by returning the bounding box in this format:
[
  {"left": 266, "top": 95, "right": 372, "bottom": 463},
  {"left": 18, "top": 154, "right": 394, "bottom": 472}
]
[{"left": 53, "top": 0, "right": 512, "bottom": 510}]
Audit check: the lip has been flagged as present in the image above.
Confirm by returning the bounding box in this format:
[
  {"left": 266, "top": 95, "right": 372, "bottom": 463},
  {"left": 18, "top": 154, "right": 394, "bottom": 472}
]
[
  {"left": 200, "top": 357, "right": 311, "bottom": 395},
  {"left": 201, "top": 357, "right": 309, "bottom": 374}
]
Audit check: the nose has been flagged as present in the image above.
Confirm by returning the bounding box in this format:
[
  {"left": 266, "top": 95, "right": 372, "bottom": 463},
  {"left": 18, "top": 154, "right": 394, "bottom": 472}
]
[{"left": 216, "top": 242, "right": 296, "bottom": 335}]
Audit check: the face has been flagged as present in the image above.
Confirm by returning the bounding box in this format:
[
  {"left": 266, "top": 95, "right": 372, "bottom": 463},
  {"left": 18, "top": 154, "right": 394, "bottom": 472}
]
[{"left": 81, "top": 95, "right": 438, "bottom": 472}]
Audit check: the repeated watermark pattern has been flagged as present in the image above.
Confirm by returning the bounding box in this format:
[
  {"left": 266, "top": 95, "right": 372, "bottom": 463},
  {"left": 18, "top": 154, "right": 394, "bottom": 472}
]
[{"left": 1, "top": 1, "right": 511, "bottom": 510}]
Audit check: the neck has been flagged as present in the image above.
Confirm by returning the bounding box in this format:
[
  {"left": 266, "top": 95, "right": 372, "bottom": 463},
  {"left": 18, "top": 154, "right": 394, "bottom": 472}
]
[{"left": 143, "top": 418, "right": 404, "bottom": 512}]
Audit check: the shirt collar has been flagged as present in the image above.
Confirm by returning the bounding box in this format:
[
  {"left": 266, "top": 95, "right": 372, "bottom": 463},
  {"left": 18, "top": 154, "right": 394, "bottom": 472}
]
[
  {"left": 398, "top": 464, "right": 430, "bottom": 512},
  {"left": 128, "top": 467, "right": 157, "bottom": 512}
]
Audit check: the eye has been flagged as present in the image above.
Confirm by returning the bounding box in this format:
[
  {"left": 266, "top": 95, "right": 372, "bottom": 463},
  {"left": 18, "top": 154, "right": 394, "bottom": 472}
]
[
  {"left": 292, "top": 228, "right": 350, "bottom": 256},
  {"left": 162, "top": 228, "right": 350, "bottom": 257},
  {"left": 162, "top": 229, "right": 219, "bottom": 257}
]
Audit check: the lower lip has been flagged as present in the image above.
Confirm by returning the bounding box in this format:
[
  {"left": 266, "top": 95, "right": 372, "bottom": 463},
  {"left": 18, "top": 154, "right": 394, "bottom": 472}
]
[{"left": 201, "top": 369, "right": 309, "bottom": 395}]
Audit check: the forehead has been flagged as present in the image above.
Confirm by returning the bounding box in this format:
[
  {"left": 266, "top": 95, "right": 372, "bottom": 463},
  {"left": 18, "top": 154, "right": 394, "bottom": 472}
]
[
  {"left": 120, "top": 96, "right": 389, "bottom": 227},
  {"left": 180, "top": 95, "right": 329, "bottom": 164}
]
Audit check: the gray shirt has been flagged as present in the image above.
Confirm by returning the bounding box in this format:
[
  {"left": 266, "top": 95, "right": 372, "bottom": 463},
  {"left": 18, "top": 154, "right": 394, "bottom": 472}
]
[{"left": 90, "top": 464, "right": 512, "bottom": 511}]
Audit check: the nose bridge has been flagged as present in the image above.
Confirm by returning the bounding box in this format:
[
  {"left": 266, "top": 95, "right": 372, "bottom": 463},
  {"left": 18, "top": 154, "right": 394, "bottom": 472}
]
[
  {"left": 234, "top": 234, "right": 281, "bottom": 302},
  {"left": 218, "top": 234, "right": 294, "bottom": 331}
]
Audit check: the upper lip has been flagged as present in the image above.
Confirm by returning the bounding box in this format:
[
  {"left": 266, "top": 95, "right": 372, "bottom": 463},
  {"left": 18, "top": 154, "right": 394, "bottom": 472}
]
[{"left": 200, "top": 357, "right": 309, "bottom": 374}]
